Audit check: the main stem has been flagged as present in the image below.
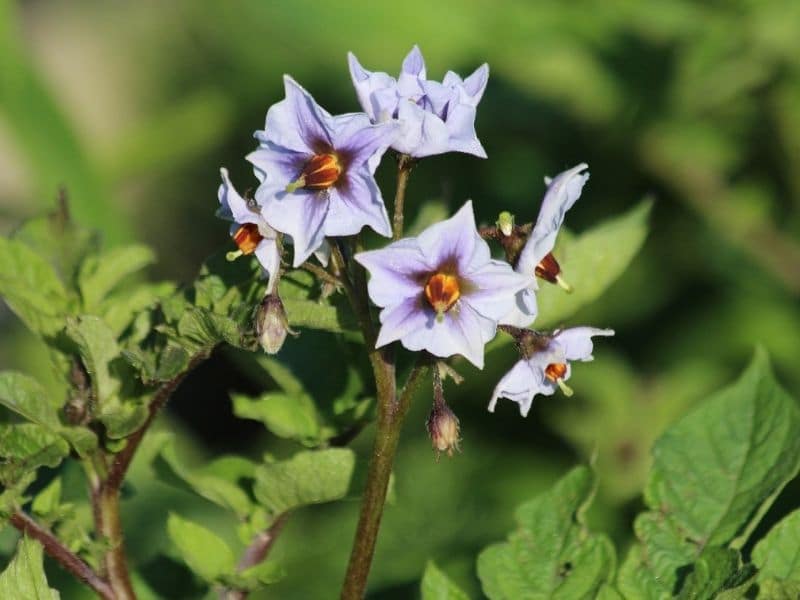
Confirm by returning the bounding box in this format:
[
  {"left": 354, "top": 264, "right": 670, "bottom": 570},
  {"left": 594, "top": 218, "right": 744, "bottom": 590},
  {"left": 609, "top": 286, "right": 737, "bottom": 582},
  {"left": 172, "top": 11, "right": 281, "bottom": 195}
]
[{"left": 339, "top": 161, "right": 420, "bottom": 599}]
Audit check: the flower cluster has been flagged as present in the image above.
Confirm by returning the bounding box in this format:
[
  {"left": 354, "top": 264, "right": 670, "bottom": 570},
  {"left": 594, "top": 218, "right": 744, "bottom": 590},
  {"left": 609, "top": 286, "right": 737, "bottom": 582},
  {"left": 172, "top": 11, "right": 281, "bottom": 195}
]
[{"left": 215, "top": 46, "right": 614, "bottom": 450}]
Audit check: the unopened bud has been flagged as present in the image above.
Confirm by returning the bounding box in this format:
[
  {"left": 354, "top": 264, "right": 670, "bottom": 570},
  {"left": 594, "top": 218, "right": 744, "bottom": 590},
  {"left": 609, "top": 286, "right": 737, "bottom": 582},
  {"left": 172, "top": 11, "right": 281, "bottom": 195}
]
[
  {"left": 496, "top": 211, "right": 515, "bottom": 236},
  {"left": 255, "top": 294, "right": 296, "bottom": 354},
  {"left": 426, "top": 402, "right": 461, "bottom": 460}
]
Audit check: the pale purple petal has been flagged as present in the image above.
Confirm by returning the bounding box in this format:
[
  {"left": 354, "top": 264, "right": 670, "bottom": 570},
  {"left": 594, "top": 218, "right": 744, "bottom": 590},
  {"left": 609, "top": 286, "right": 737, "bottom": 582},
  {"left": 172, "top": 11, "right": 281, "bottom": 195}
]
[
  {"left": 462, "top": 260, "right": 531, "bottom": 322},
  {"left": 394, "top": 100, "right": 450, "bottom": 157},
  {"left": 333, "top": 116, "right": 399, "bottom": 171},
  {"left": 255, "top": 238, "right": 281, "bottom": 294},
  {"left": 218, "top": 168, "right": 259, "bottom": 224},
  {"left": 461, "top": 63, "right": 489, "bottom": 104},
  {"left": 553, "top": 327, "right": 614, "bottom": 362},
  {"left": 499, "top": 285, "right": 538, "bottom": 328},
  {"left": 443, "top": 104, "right": 487, "bottom": 158},
  {"left": 399, "top": 301, "right": 489, "bottom": 368},
  {"left": 517, "top": 163, "right": 590, "bottom": 274},
  {"left": 246, "top": 142, "right": 306, "bottom": 186},
  {"left": 416, "top": 200, "right": 485, "bottom": 271},
  {"left": 488, "top": 360, "right": 545, "bottom": 417},
  {"left": 355, "top": 238, "right": 429, "bottom": 307},
  {"left": 314, "top": 240, "right": 331, "bottom": 267},
  {"left": 375, "top": 296, "right": 429, "bottom": 348},
  {"left": 262, "top": 76, "right": 333, "bottom": 154},
  {"left": 323, "top": 173, "right": 391, "bottom": 238},
  {"left": 401, "top": 45, "right": 426, "bottom": 78},
  {"left": 258, "top": 180, "right": 329, "bottom": 267}
]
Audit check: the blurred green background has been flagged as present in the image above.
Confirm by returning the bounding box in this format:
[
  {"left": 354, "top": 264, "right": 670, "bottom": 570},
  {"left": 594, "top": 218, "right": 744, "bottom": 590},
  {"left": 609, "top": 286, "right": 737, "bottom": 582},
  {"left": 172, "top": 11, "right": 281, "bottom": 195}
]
[{"left": 2, "top": 0, "right": 800, "bottom": 597}]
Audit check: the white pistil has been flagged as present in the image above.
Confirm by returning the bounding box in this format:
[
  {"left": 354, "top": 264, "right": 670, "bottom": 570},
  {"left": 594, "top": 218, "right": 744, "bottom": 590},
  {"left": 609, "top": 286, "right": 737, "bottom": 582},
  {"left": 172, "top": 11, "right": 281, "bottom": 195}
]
[
  {"left": 226, "top": 250, "right": 244, "bottom": 262},
  {"left": 285, "top": 175, "right": 306, "bottom": 193},
  {"left": 556, "top": 378, "right": 574, "bottom": 397},
  {"left": 555, "top": 274, "right": 573, "bottom": 293}
]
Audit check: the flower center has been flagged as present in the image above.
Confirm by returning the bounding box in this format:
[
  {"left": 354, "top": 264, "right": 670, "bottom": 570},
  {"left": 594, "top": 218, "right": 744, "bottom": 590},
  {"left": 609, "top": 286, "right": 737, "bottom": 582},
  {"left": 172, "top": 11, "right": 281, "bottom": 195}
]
[
  {"left": 535, "top": 252, "right": 573, "bottom": 293},
  {"left": 544, "top": 362, "right": 574, "bottom": 397},
  {"left": 232, "top": 223, "right": 263, "bottom": 255},
  {"left": 544, "top": 363, "right": 567, "bottom": 382},
  {"left": 424, "top": 273, "right": 461, "bottom": 318},
  {"left": 286, "top": 153, "right": 342, "bottom": 192}
]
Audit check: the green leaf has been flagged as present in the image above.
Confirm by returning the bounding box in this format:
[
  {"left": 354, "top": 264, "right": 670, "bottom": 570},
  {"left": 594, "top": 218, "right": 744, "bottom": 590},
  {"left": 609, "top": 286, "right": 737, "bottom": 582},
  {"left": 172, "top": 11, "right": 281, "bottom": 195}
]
[
  {"left": 101, "top": 281, "right": 175, "bottom": 337},
  {"left": 254, "top": 356, "right": 305, "bottom": 397},
  {"left": 278, "top": 271, "right": 358, "bottom": 334},
  {"left": 756, "top": 580, "right": 800, "bottom": 599},
  {"left": 175, "top": 307, "right": 242, "bottom": 351},
  {"left": 676, "top": 547, "right": 754, "bottom": 600},
  {"left": 0, "top": 424, "right": 70, "bottom": 483},
  {"left": 166, "top": 513, "right": 236, "bottom": 583},
  {"left": 0, "top": 371, "right": 61, "bottom": 428},
  {"left": 31, "top": 478, "right": 62, "bottom": 517},
  {"left": 0, "top": 238, "right": 70, "bottom": 337},
  {"left": 236, "top": 560, "right": 286, "bottom": 589},
  {"left": 0, "top": 537, "right": 59, "bottom": 599},
  {"left": 535, "top": 200, "right": 651, "bottom": 329},
  {"left": 232, "top": 392, "right": 322, "bottom": 446},
  {"left": 253, "top": 448, "right": 356, "bottom": 515},
  {"left": 421, "top": 562, "right": 470, "bottom": 600},
  {"left": 619, "top": 349, "right": 800, "bottom": 597},
  {"left": 78, "top": 245, "right": 155, "bottom": 310},
  {"left": 477, "top": 466, "right": 616, "bottom": 600},
  {"left": 753, "top": 509, "right": 800, "bottom": 583},
  {"left": 154, "top": 438, "right": 254, "bottom": 519},
  {"left": 65, "top": 315, "right": 121, "bottom": 405}
]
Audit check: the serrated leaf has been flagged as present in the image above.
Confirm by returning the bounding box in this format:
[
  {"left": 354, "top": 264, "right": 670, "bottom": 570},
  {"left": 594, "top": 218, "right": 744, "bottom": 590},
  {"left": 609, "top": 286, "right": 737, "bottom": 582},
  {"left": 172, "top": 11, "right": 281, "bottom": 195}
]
[
  {"left": 0, "top": 372, "right": 60, "bottom": 429},
  {"left": 65, "top": 315, "right": 120, "bottom": 405},
  {"left": 78, "top": 244, "right": 155, "bottom": 310},
  {"left": 476, "top": 466, "right": 616, "bottom": 600},
  {"left": 176, "top": 307, "right": 242, "bottom": 351},
  {"left": 11, "top": 210, "right": 100, "bottom": 291},
  {"left": 0, "top": 237, "right": 69, "bottom": 337},
  {"left": 0, "top": 537, "right": 60, "bottom": 599},
  {"left": 154, "top": 439, "right": 253, "bottom": 518},
  {"left": 535, "top": 200, "right": 651, "bottom": 329},
  {"left": 753, "top": 509, "right": 800, "bottom": 583},
  {"left": 101, "top": 281, "right": 175, "bottom": 336},
  {"left": 167, "top": 513, "right": 236, "bottom": 583},
  {"left": 619, "top": 349, "right": 800, "bottom": 596},
  {"left": 232, "top": 392, "right": 322, "bottom": 446},
  {"left": 421, "top": 561, "right": 470, "bottom": 600},
  {"left": 253, "top": 448, "right": 356, "bottom": 516}
]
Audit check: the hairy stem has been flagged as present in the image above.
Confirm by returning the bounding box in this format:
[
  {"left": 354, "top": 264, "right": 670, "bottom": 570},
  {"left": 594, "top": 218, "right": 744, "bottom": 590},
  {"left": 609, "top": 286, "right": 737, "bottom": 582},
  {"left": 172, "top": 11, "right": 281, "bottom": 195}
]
[
  {"left": 97, "top": 489, "right": 135, "bottom": 600},
  {"left": 340, "top": 361, "right": 429, "bottom": 600},
  {"left": 220, "top": 513, "right": 289, "bottom": 600},
  {"left": 10, "top": 511, "right": 115, "bottom": 600},
  {"left": 392, "top": 154, "right": 414, "bottom": 240}
]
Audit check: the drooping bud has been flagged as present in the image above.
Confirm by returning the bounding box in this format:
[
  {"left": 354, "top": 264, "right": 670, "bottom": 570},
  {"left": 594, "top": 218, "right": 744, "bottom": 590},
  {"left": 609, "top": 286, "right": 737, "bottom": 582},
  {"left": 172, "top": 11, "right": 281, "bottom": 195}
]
[
  {"left": 496, "top": 211, "right": 514, "bottom": 237},
  {"left": 424, "top": 272, "right": 461, "bottom": 321},
  {"left": 535, "top": 252, "right": 573, "bottom": 293},
  {"left": 426, "top": 402, "right": 461, "bottom": 460},
  {"left": 286, "top": 153, "right": 342, "bottom": 192},
  {"left": 255, "top": 294, "right": 296, "bottom": 354}
]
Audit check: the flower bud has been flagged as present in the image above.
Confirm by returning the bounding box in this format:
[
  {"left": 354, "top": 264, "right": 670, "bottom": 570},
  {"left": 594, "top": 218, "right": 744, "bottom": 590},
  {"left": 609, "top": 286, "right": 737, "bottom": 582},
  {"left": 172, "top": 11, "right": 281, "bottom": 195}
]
[
  {"left": 255, "top": 294, "right": 294, "bottom": 354},
  {"left": 426, "top": 402, "right": 461, "bottom": 459}
]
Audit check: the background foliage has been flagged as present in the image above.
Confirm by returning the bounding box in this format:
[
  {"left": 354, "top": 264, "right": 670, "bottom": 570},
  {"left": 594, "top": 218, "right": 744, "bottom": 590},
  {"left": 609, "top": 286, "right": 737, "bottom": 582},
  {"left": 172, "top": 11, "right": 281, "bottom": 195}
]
[{"left": 1, "top": 0, "right": 799, "bottom": 598}]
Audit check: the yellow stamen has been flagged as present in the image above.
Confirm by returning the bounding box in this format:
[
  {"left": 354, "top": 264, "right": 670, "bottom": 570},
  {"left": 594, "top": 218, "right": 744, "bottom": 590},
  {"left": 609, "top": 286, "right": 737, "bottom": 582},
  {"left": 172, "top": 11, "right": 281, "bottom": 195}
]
[{"left": 424, "top": 272, "right": 461, "bottom": 318}]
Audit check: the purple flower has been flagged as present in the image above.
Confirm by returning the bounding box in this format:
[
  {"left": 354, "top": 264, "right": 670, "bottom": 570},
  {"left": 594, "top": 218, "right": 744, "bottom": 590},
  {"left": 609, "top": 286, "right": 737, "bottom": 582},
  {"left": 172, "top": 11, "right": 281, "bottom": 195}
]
[
  {"left": 500, "top": 163, "right": 590, "bottom": 328},
  {"left": 247, "top": 76, "right": 400, "bottom": 267},
  {"left": 355, "top": 201, "right": 529, "bottom": 369},
  {"left": 489, "top": 327, "right": 614, "bottom": 417},
  {"left": 348, "top": 46, "right": 489, "bottom": 158},
  {"left": 218, "top": 168, "right": 281, "bottom": 294}
]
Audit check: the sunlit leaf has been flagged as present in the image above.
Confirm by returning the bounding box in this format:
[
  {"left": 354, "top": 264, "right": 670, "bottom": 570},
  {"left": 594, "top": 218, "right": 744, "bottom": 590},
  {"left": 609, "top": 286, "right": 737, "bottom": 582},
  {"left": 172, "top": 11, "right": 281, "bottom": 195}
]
[
  {"left": 477, "top": 466, "right": 616, "bottom": 599},
  {"left": 0, "top": 537, "right": 59, "bottom": 599},
  {"left": 167, "top": 513, "right": 236, "bottom": 583},
  {"left": 421, "top": 561, "right": 470, "bottom": 600}
]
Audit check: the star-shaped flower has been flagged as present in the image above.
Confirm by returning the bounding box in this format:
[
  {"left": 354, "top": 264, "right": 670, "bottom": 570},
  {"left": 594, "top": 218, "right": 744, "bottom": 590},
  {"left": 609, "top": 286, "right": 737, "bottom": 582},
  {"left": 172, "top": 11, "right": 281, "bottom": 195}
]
[
  {"left": 217, "top": 168, "right": 281, "bottom": 294},
  {"left": 348, "top": 45, "right": 489, "bottom": 158},
  {"left": 501, "top": 163, "right": 590, "bottom": 328},
  {"left": 355, "top": 201, "right": 530, "bottom": 369},
  {"left": 247, "top": 76, "right": 400, "bottom": 267},
  {"left": 489, "top": 327, "right": 614, "bottom": 417}
]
